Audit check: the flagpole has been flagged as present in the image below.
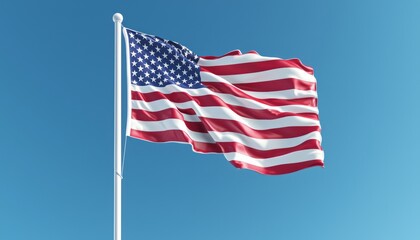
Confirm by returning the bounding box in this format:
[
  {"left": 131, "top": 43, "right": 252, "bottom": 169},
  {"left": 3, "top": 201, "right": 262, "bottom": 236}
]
[{"left": 113, "top": 12, "right": 123, "bottom": 240}]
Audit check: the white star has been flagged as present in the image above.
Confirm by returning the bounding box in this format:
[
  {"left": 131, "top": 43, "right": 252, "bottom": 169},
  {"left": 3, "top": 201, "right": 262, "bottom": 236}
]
[
  {"left": 167, "top": 48, "right": 173, "bottom": 54},
  {"left": 169, "top": 59, "right": 175, "bottom": 64},
  {"left": 132, "top": 61, "right": 137, "bottom": 66},
  {"left": 175, "top": 81, "right": 181, "bottom": 85},
  {"left": 144, "top": 63, "right": 150, "bottom": 68},
  {"left": 170, "top": 69, "right": 175, "bottom": 74},
  {"left": 176, "top": 64, "right": 181, "bottom": 70},
  {"left": 138, "top": 76, "right": 144, "bottom": 81},
  {"left": 150, "top": 50, "right": 155, "bottom": 56},
  {"left": 129, "top": 32, "right": 134, "bottom": 38},
  {"left": 188, "top": 65, "right": 192, "bottom": 70},
  {"left": 157, "top": 73, "right": 162, "bottom": 79},
  {"left": 181, "top": 59, "right": 186, "bottom": 65},
  {"left": 176, "top": 74, "right": 181, "bottom": 79},
  {"left": 163, "top": 71, "right": 169, "bottom": 75},
  {"left": 132, "top": 70, "right": 138, "bottom": 76},
  {"left": 157, "top": 65, "right": 163, "bottom": 70},
  {"left": 144, "top": 54, "right": 149, "bottom": 59},
  {"left": 131, "top": 51, "right": 136, "bottom": 57},
  {"left": 136, "top": 47, "right": 142, "bottom": 53},
  {"left": 188, "top": 83, "right": 193, "bottom": 88},
  {"left": 155, "top": 46, "right": 161, "bottom": 52},
  {"left": 162, "top": 53, "right": 168, "bottom": 58},
  {"left": 151, "top": 69, "right": 156, "bottom": 74},
  {"left": 188, "top": 75, "right": 193, "bottom": 80},
  {"left": 135, "top": 38, "right": 141, "bottom": 44},
  {"left": 138, "top": 66, "right": 144, "bottom": 72},
  {"left": 159, "top": 81, "right": 163, "bottom": 85},
  {"left": 174, "top": 54, "right": 179, "bottom": 60},
  {"left": 145, "top": 80, "right": 150, "bottom": 84},
  {"left": 163, "top": 63, "right": 169, "bottom": 68},
  {"left": 151, "top": 77, "right": 156, "bottom": 82},
  {"left": 143, "top": 44, "right": 148, "bottom": 50},
  {"left": 130, "top": 42, "right": 135, "bottom": 48},
  {"left": 157, "top": 57, "right": 162, "bottom": 62},
  {"left": 182, "top": 79, "right": 187, "bottom": 83},
  {"left": 150, "top": 59, "right": 156, "bottom": 65},
  {"left": 182, "top": 70, "right": 187, "bottom": 75},
  {"left": 145, "top": 72, "right": 150, "bottom": 77},
  {"left": 148, "top": 39, "right": 154, "bottom": 45}
]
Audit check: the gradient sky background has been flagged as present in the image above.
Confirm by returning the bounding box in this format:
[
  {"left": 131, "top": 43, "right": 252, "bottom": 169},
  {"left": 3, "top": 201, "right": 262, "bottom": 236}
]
[{"left": 1, "top": 0, "right": 420, "bottom": 240}]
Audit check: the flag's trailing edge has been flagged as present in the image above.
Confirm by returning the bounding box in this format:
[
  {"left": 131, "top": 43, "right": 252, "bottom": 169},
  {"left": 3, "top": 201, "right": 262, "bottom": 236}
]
[{"left": 123, "top": 27, "right": 324, "bottom": 175}]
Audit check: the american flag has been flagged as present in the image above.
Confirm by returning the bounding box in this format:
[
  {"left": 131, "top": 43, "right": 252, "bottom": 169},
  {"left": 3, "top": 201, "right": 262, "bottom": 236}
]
[{"left": 123, "top": 27, "right": 323, "bottom": 175}]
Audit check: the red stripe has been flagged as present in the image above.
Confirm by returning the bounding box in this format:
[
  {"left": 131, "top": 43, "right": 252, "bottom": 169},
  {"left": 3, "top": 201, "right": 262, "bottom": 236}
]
[
  {"left": 132, "top": 91, "right": 319, "bottom": 120},
  {"left": 132, "top": 87, "right": 316, "bottom": 108},
  {"left": 200, "top": 59, "right": 314, "bottom": 75},
  {"left": 132, "top": 108, "right": 193, "bottom": 121},
  {"left": 132, "top": 108, "right": 320, "bottom": 139},
  {"left": 200, "top": 119, "right": 320, "bottom": 139},
  {"left": 130, "top": 128, "right": 222, "bottom": 152},
  {"left": 132, "top": 108, "right": 206, "bottom": 133},
  {"left": 216, "top": 105, "right": 318, "bottom": 120},
  {"left": 201, "top": 82, "right": 317, "bottom": 107},
  {"left": 200, "top": 50, "right": 244, "bottom": 60},
  {"left": 230, "top": 159, "right": 323, "bottom": 175},
  {"left": 246, "top": 50, "right": 259, "bottom": 54},
  {"left": 130, "top": 129, "right": 322, "bottom": 159}
]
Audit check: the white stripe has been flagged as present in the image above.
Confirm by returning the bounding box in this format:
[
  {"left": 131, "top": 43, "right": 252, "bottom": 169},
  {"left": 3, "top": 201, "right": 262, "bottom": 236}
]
[
  {"left": 243, "top": 89, "right": 318, "bottom": 99},
  {"left": 130, "top": 118, "right": 215, "bottom": 144},
  {"left": 130, "top": 118, "right": 322, "bottom": 150},
  {"left": 225, "top": 149, "right": 324, "bottom": 167},
  {"left": 198, "top": 53, "right": 280, "bottom": 66},
  {"left": 200, "top": 71, "right": 317, "bottom": 99},
  {"left": 132, "top": 98, "right": 316, "bottom": 118},
  {"left": 132, "top": 100, "right": 320, "bottom": 129},
  {"left": 200, "top": 68, "right": 316, "bottom": 84},
  {"left": 131, "top": 84, "right": 319, "bottom": 114},
  {"left": 209, "top": 130, "right": 322, "bottom": 150}
]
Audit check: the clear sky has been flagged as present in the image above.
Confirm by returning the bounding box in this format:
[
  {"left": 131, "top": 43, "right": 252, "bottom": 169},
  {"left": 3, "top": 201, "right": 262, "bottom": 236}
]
[{"left": 1, "top": 0, "right": 420, "bottom": 239}]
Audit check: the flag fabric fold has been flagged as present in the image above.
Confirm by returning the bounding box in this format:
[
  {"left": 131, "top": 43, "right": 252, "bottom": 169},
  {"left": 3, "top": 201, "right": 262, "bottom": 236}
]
[{"left": 123, "top": 27, "right": 324, "bottom": 175}]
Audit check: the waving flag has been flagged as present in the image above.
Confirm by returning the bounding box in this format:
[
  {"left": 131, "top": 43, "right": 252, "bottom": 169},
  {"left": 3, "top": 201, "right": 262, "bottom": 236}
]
[{"left": 123, "top": 27, "right": 323, "bottom": 175}]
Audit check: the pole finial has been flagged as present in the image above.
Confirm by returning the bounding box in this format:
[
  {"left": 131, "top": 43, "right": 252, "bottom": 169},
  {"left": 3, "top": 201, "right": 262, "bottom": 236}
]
[{"left": 113, "top": 13, "right": 123, "bottom": 23}]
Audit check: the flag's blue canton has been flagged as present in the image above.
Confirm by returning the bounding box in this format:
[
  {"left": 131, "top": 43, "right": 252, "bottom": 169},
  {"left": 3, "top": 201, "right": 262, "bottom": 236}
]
[{"left": 126, "top": 29, "right": 203, "bottom": 89}]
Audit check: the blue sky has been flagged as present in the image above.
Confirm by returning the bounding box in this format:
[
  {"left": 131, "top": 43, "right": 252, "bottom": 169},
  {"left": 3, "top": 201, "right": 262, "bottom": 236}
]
[{"left": 1, "top": 0, "right": 420, "bottom": 240}]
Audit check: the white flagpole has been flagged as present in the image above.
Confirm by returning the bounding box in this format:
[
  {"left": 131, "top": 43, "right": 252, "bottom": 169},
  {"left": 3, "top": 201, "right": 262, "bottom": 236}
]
[{"left": 113, "top": 12, "right": 123, "bottom": 240}]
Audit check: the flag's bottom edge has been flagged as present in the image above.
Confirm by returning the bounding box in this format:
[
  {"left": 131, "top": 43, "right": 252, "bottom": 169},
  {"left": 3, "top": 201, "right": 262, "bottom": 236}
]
[
  {"left": 230, "top": 159, "right": 324, "bottom": 175},
  {"left": 128, "top": 129, "right": 324, "bottom": 175}
]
